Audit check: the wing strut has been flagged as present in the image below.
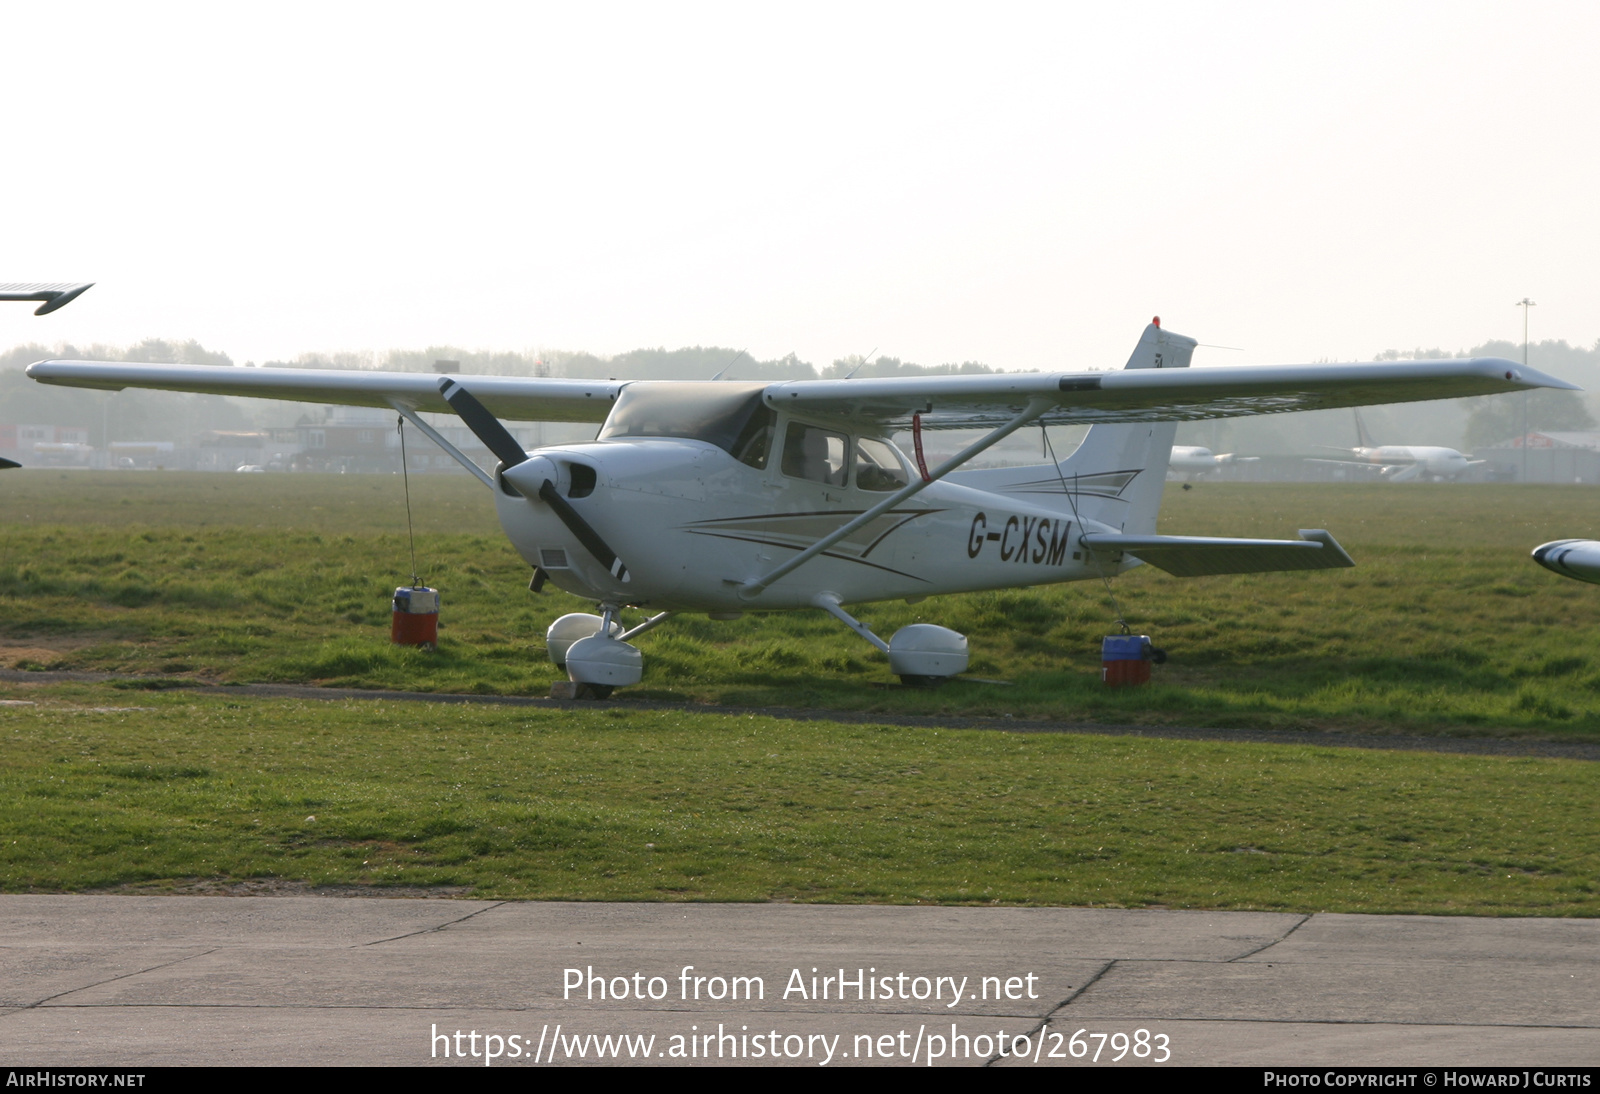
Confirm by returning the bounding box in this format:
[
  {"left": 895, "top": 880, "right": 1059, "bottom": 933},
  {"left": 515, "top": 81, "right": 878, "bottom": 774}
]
[
  {"left": 737, "top": 397, "right": 1052, "bottom": 599},
  {"left": 386, "top": 399, "right": 497, "bottom": 490}
]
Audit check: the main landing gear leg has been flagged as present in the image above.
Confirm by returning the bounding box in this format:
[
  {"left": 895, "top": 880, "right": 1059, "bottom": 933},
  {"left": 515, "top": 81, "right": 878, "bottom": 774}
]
[{"left": 812, "top": 595, "right": 970, "bottom": 688}]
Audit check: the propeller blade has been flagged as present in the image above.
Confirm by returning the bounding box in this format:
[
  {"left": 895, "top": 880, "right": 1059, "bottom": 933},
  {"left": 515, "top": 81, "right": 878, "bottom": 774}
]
[
  {"left": 434, "top": 382, "right": 629, "bottom": 583},
  {"left": 537, "top": 479, "right": 629, "bottom": 583},
  {"left": 438, "top": 378, "right": 528, "bottom": 469}
]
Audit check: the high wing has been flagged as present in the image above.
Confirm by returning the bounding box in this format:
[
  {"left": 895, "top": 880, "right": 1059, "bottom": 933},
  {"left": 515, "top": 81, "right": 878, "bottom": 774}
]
[
  {"left": 27, "top": 322, "right": 1575, "bottom": 428},
  {"left": 25, "top": 361, "right": 624, "bottom": 423},
  {"left": 1304, "top": 457, "right": 1387, "bottom": 471},
  {"left": 765, "top": 357, "right": 1575, "bottom": 429}
]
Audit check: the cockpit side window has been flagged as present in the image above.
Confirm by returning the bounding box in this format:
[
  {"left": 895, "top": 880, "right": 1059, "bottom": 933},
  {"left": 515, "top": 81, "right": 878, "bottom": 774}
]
[
  {"left": 781, "top": 422, "right": 849, "bottom": 486},
  {"left": 854, "top": 437, "right": 909, "bottom": 491},
  {"left": 729, "top": 404, "right": 775, "bottom": 469}
]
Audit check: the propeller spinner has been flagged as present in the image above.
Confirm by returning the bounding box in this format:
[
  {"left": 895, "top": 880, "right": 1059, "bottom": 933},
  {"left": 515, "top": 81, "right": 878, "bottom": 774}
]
[{"left": 437, "top": 378, "right": 630, "bottom": 583}]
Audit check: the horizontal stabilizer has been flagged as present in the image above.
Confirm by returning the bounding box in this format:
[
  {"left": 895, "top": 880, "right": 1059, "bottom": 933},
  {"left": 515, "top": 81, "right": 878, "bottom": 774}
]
[{"left": 1081, "top": 529, "right": 1354, "bottom": 577}]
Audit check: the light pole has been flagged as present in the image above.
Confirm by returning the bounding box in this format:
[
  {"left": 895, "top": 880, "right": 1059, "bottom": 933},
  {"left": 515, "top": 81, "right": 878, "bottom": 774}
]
[{"left": 1516, "top": 298, "right": 1536, "bottom": 482}]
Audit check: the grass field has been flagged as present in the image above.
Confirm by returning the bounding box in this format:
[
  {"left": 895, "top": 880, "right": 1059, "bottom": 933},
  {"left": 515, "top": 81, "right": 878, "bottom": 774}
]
[
  {"left": 1, "top": 686, "right": 1595, "bottom": 913},
  {"left": 3, "top": 471, "right": 1599, "bottom": 911},
  {"left": 4, "top": 471, "right": 1600, "bottom": 738}
]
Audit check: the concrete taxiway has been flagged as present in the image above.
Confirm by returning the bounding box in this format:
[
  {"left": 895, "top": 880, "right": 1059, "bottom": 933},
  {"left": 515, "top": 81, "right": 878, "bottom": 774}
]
[{"left": 0, "top": 896, "right": 1595, "bottom": 1067}]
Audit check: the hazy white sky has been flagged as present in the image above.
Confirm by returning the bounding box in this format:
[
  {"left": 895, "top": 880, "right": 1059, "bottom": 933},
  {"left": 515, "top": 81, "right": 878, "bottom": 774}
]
[{"left": 3, "top": 1, "right": 1596, "bottom": 373}]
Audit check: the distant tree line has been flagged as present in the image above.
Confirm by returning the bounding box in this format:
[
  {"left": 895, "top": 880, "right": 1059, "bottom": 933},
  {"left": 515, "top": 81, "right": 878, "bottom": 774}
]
[
  {"left": 0, "top": 339, "right": 247, "bottom": 447},
  {"left": 1374, "top": 339, "right": 1600, "bottom": 450}
]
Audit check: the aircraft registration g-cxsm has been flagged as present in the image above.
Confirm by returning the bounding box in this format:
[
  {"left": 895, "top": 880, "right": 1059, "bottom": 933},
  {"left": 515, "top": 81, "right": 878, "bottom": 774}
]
[{"left": 26, "top": 320, "right": 1575, "bottom": 696}]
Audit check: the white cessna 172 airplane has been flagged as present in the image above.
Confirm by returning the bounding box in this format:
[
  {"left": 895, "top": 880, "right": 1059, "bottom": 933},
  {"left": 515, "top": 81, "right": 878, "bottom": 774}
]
[
  {"left": 26, "top": 319, "right": 1572, "bottom": 695},
  {"left": 1309, "top": 409, "right": 1483, "bottom": 482}
]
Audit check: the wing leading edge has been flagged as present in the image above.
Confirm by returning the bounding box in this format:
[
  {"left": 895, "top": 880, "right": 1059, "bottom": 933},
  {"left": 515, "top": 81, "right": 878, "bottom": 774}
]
[
  {"left": 26, "top": 321, "right": 1578, "bottom": 429},
  {"left": 25, "top": 361, "right": 625, "bottom": 424},
  {"left": 766, "top": 357, "right": 1576, "bottom": 429}
]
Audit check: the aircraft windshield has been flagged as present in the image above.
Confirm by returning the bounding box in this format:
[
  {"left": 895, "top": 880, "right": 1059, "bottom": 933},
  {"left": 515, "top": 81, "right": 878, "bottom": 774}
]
[{"left": 597, "top": 383, "right": 775, "bottom": 468}]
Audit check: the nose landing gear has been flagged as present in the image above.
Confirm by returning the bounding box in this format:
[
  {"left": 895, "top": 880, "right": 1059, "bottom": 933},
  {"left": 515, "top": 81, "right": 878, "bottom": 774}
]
[{"left": 545, "top": 606, "right": 672, "bottom": 700}]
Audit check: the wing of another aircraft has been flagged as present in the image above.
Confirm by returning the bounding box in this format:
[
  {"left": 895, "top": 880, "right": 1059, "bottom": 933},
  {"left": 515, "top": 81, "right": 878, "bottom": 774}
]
[
  {"left": 1, "top": 282, "right": 94, "bottom": 315},
  {"left": 1304, "top": 457, "right": 1386, "bottom": 471}
]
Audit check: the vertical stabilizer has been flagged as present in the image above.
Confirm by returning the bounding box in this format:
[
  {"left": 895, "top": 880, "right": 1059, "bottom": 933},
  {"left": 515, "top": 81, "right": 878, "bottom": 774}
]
[
  {"left": 949, "top": 320, "right": 1196, "bottom": 534},
  {"left": 1121, "top": 318, "right": 1198, "bottom": 372},
  {"left": 1354, "top": 409, "right": 1377, "bottom": 449}
]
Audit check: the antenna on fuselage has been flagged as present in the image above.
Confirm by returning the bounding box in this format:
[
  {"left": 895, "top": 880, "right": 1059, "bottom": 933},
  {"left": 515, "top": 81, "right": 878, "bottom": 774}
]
[
  {"left": 842, "top": 347, "right": 878, "bottom": 380},
  {"left": 709, "top": 349, "right": 747, "bottom": 381}
]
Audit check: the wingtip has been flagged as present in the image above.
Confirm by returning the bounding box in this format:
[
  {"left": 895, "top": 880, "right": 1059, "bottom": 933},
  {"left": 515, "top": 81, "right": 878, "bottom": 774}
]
[
  {"left": 32, "top": 283, "right": 94, "bottom": 315},
  {"left": 1481, "top": 357, "right": 1582, "bottom": 391}
]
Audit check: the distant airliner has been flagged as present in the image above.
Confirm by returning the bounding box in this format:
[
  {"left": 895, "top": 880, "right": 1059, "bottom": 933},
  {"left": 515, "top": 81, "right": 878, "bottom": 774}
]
[
  {"left": 1168, "top": 445, "right": 1258, "bottom": 481},
  {"left": 1308, "top": 409, "right": 1483, "bottom": 482}
]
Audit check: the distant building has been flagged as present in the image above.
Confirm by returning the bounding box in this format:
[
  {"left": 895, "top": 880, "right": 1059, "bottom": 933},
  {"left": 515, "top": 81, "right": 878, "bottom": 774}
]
[
  {"left": 292, "top": 406, "right": 553, "bottom": 474},
  {"left": 0, "top": 410, "right": 586, "bottom": 474},
  {"left": 107, "top": 441, "right": 177, "bottom": 470},
  {"left": 1479, "top": 432, "right": 1600, "bottom": 483},
  {"left": 0, "top": 423, "right": 94, "bottom": 467},
  {"left": 196, "top": 429, "right": 301, "bottom": 472}
]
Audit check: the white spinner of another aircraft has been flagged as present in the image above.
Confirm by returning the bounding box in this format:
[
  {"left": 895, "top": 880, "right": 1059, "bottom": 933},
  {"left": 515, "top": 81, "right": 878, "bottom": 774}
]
[
  {"left": 1532, "top": 540, "right": 1600, "bottom": 584},
  {"left": 1309, "top": 409, "right": 1483, "bottom": 482},
  {"left": 26, "top": 320, "right": 1573, "bottom": 696}
]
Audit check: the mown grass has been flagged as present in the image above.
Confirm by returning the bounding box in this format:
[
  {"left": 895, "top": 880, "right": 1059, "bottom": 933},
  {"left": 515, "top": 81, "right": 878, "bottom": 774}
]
[
  {"left": 1, "top": 689, "right": 1595, "bottom": 913},
  {"left": 5, "top": 472, "right": 1600, "bottom": 736}
]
